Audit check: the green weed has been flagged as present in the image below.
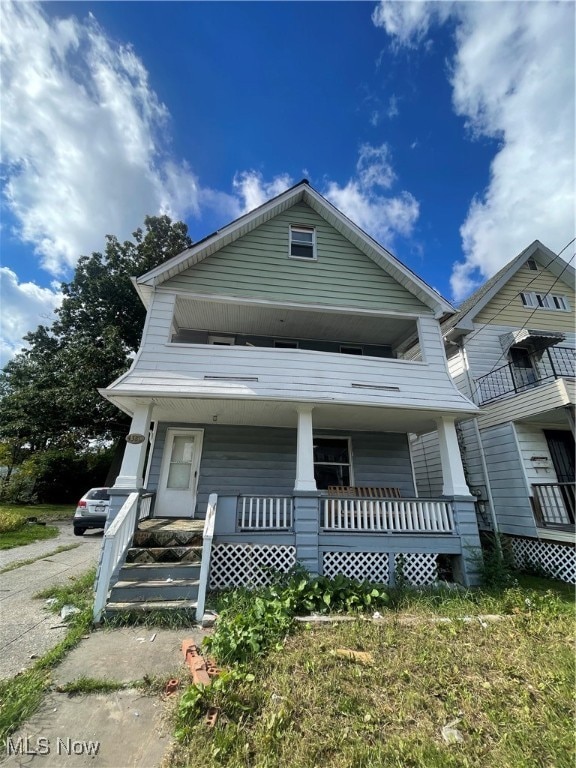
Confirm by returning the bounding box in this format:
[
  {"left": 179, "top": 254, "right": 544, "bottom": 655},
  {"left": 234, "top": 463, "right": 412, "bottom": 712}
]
[{"left": 0, "top": 543, "right": 81, "bottom": 574}]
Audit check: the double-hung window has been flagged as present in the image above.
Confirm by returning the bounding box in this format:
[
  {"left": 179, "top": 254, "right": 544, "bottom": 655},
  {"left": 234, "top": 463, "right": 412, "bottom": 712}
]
[
  {"left": 313, "top": 437, "right": 352, "bottom": 489},
  {"left": 289, "top": 225, "right": 316, "bottom": 259}
]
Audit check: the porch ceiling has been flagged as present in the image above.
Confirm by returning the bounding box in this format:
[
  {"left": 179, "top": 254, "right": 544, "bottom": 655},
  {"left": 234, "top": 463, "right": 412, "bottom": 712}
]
[
  {"left": 111, "top": 395, "right": 470, "bottom": 435},
  {"left": 173, "top": 295, "right": 417, "bottom": 348}
]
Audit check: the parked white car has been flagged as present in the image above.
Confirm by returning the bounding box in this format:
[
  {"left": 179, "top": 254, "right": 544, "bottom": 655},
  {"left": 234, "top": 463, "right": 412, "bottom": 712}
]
[{"left": 73, "top": 487, "right": 110, "bottom": 535}]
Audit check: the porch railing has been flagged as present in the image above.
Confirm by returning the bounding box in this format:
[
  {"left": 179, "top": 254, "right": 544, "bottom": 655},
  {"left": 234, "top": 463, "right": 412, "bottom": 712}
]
[
  {"left": 138, "top": 491, "right": 156, "bottom": 524},
  {"left": 476, "top": 345, "right": 575, "bottom": 404},
  {"left": 195, "top": 493, "right": 217, "bottom": 623},
  {"left": 93, "top": 491, "right": 140, "bottom": 622},
  {"left": 532, "top": 483, "right": 575, "bottom": 527},
  {"left": 238, "top": 496, "right": 293, "bottom": 530},
  {"left": 322, "top": 497, "right": 454, "bottom": 533}
]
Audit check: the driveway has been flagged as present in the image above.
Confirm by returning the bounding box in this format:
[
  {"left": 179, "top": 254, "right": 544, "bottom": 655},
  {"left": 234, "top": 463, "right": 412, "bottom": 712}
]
[{"left": 0, "top": 521, "right": 102, "bottom": 679}]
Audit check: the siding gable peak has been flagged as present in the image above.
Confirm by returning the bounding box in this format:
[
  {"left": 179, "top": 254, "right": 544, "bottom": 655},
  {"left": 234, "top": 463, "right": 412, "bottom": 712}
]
[
  {"left": 443, "top": 240, "right": 576, "bottom": 338},
  {"left": 136, "top": 181, "right": 454, "bottom": 317}
]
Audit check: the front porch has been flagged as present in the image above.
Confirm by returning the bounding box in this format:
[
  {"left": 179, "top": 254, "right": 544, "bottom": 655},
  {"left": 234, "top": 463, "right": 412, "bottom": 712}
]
[
  {"left": 93, "top": 398, "right": 482, "bottom": 621},
  {"left": 93, "top": 485, "right": 480, "bottom": 622}
]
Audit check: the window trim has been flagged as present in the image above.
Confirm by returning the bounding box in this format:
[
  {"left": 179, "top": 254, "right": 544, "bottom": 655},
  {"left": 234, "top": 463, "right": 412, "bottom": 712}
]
[
  {"left": 526, "top": 258, "right": 539, "bottom": 272},
  {"left": 313, "top": 435, "right": 354, "bottom": 488},
  {"left": 289, "top": 224, "right": 317, "bottom": 261},
  {"left": 520, "top": 291, "right": 570, "bottom": 312},
  {"left": 208, "top": 335, "right": 235, "bottom": 345},
  {"left": 340, "top": 345, "right": 364, "bottom": 355}
]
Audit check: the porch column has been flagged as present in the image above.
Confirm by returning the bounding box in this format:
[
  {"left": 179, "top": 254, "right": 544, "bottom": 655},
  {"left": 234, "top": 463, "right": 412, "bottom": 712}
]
[
  {"left": 114, "top": 403, "right": 154, "bottom": 490},
  {"left": 294, "top": 405, "right": 317, "bottom": 492},
  {"left": 436, "top": 416, "right": 471, "bottom": 497}
]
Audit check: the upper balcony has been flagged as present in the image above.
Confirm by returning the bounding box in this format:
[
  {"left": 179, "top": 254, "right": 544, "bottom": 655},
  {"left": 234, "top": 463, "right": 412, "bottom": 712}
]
[
  {"left": 476, "top": 345, "right": 575, "bottom": 405},
  {"left": 104, "top": 294, "right": 477, "bottom": 429}
]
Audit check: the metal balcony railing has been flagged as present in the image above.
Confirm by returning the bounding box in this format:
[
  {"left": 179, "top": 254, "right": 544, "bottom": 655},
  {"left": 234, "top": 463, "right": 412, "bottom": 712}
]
[{"left": 476, "top": 346, "right": 575, "bottom": 405}]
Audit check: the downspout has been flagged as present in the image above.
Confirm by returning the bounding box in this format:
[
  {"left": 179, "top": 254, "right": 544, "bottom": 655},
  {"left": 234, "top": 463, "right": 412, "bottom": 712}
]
[
  {"left": 454, "top": 336, "right": 500, "bottom": 535},
  {"left": 472, "top": 419, "right": 500, "bottom": 534}
]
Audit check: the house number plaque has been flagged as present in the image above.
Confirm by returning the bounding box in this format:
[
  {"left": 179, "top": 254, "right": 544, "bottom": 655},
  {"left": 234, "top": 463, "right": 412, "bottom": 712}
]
[{"left": 126, "top": 433, "right": 146, "bottom": 444}]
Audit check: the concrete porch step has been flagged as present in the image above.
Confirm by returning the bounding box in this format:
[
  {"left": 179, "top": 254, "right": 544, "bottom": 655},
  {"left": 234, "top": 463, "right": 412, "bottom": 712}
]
[
  {"left": 119, "top": 562, "right": 201, "bottom": 581},
  {"left": 104, "top": 599, "right": 198, "bottom": 615},
  {"left": 126, "top": 546, "right": 203, "bottom": 564},
  {"left": 109, "top": 578, "right": 200, "bottom": 602}
]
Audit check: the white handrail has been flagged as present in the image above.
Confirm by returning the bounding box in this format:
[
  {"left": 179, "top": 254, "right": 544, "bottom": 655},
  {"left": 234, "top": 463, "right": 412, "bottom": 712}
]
[
  {"left": 93, "top": 492, "right": 139, "bottom": 622},
  {"left": 195, "top": 493, "right": 218, "bottom": 624},
  {"left": 323, "top": 497, "right": 454, "bottom": 533}
]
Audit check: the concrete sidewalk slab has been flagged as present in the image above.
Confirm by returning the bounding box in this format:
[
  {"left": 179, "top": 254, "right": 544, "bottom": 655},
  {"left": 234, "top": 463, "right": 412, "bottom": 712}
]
[
  {"left": 1, "top": 690, "right": 171, "bottom": 768},
  {"left": 53, "top": 628, "right": 206, "bottom": 686},
  {"left": 0, "top": 534, "right": 101, "bottom": 679},
  {"left": 0, "top": 522, "right": 102, "bottom": 569}
]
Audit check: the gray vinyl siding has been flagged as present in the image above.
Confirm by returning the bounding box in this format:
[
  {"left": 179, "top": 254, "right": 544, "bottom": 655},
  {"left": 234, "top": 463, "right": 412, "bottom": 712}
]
[
  {"left": 148, "top": 424, "right": 416, "bottom": 515},
  {"left": 410, "top": 432, "right": 443, "bottom": 498},
  {"left": 162, "top": 202, "right": 429, "bottom": 314},
  {"left": 480, "top": 423, "right": 538, "bottom": 537},
  {"left": 447, "top": 347, "right": 472, "bottom": 399}
]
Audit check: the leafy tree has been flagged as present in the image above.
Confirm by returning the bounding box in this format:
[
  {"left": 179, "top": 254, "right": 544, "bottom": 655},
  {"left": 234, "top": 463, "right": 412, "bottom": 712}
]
[{"left": 0, "top": 215, "right": 192, "bottom": 469}]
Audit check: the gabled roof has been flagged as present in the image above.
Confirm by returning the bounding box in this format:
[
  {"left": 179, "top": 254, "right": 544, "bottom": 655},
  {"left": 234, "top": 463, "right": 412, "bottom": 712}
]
[
  {"left": 136, "top": 180, "right": 454, "bottom": 318},
  {"left": 442, "top": 240, "right": 575, "bottom": 337}
]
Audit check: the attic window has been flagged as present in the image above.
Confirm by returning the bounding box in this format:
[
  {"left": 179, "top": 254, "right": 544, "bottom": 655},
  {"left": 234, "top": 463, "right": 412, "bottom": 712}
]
[
  {"left": 289, "top": 225, "right": 316, "bottom": 260},
  {"left": 520, "top": 292, "right": 570, "bottom": 311},
  {"left": 526, "top": 258, "right": 539, "bottom": 271}
]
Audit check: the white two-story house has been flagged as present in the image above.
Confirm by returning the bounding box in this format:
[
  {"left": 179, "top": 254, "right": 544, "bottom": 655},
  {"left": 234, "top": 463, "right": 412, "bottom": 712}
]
[
  {"left": 412, "top": 241, "right": 575, "bottom": 583},
  {"left": 93, "top": 181, "right": 482, "bottom": 620}
]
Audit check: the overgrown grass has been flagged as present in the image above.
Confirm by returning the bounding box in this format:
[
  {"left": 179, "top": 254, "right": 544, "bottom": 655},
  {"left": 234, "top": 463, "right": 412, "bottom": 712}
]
[
  {"left": 172, "top": 575, "right": 575, "bottom": 768},
  {"left": 0, "top": 568, "right": 96, "bottom": 748},
  {"left": 0, "top": 504, "right": 74, "bottom": 550},
  {"left": 0, "top": 524, "right": 59, "bottom": 549},
  {"left": 0, "top": 543, "right": 80, "bottom": 573},
  {"left": 103, "top": 608, "right": 198, "bottom": 629},
  {"left": 0, "top": 503, "right": 75, "bottom": 526}
]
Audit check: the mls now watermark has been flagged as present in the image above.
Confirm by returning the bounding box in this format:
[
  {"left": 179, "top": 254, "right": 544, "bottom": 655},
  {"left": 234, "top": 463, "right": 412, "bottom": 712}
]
[{"left": 6, "top": 736, "right": 100, "bottom": 756}]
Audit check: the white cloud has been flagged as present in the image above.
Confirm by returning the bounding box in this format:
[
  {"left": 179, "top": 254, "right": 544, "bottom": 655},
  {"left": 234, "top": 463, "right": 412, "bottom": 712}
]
[
  {"left": 372, "top": 1, "right": 453, "bottom": 50},
  {"left": 0, "top": 1, "right": 203, "bottom": 277},
  {"left": 387, "top": 94, "right": 399, "bottom": 119},
  {"left": 324, "top": 143, "right": 419, "bottom": 245},
  {"left": 373, "top": 1, "right": 575, "bottom": 301},
  {"left": 0, "top": 268, "right": 62, "bottom": 368},
  {"left": 232, "top": 171, "right": 294, "bottom": 215},
  {"left": 217, "top": 145, "right": 420, "bottom": 248}
]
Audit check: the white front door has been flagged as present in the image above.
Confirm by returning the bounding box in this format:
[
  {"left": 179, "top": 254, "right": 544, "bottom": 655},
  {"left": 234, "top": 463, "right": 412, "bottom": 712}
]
[{"left": 155, "top": 429, "right": 204, "bottom": 518}]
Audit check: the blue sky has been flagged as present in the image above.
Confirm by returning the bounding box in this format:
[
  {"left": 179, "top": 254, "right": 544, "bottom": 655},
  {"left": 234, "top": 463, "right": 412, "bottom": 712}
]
[{"left": 1, "top": 1, "right": 574, "bottom": 366}]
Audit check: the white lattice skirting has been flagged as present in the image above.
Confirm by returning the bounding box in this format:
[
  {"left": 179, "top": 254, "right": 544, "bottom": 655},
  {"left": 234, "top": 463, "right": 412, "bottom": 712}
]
[
  {"left": 396, "top": 553, "right": 439, "bottom": 585},
  {"left": 510, "top": 537, "right": 576, "bottom": 584},
  {"left": 322, "top": 552, "right": 439, "bottom": 585},
  {"left": 323, "top": 552, "right": 390, "bottom": 583},
  {"left": 209, "top": 544, "right": 296, "bottom": 589}
]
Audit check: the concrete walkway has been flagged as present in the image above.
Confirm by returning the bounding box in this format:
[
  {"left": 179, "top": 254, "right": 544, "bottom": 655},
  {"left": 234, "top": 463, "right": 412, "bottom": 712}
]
[
  {"left": 1, "top": 627, "right": 206, "bottom": 768},
  {"left": 1, "top": 524, "right": 209, "bottom": 767},
  {"left": 0, "top": 522, "right": 102, "bottom": 679}
]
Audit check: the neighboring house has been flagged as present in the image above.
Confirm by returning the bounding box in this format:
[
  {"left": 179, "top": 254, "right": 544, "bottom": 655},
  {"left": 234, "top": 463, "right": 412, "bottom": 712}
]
[
  {"left": 93, "top": 180, "right": 482, "bottom": 621},
  {"left": 412, "top": 241, "right": 575, "bottom": 583}
]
